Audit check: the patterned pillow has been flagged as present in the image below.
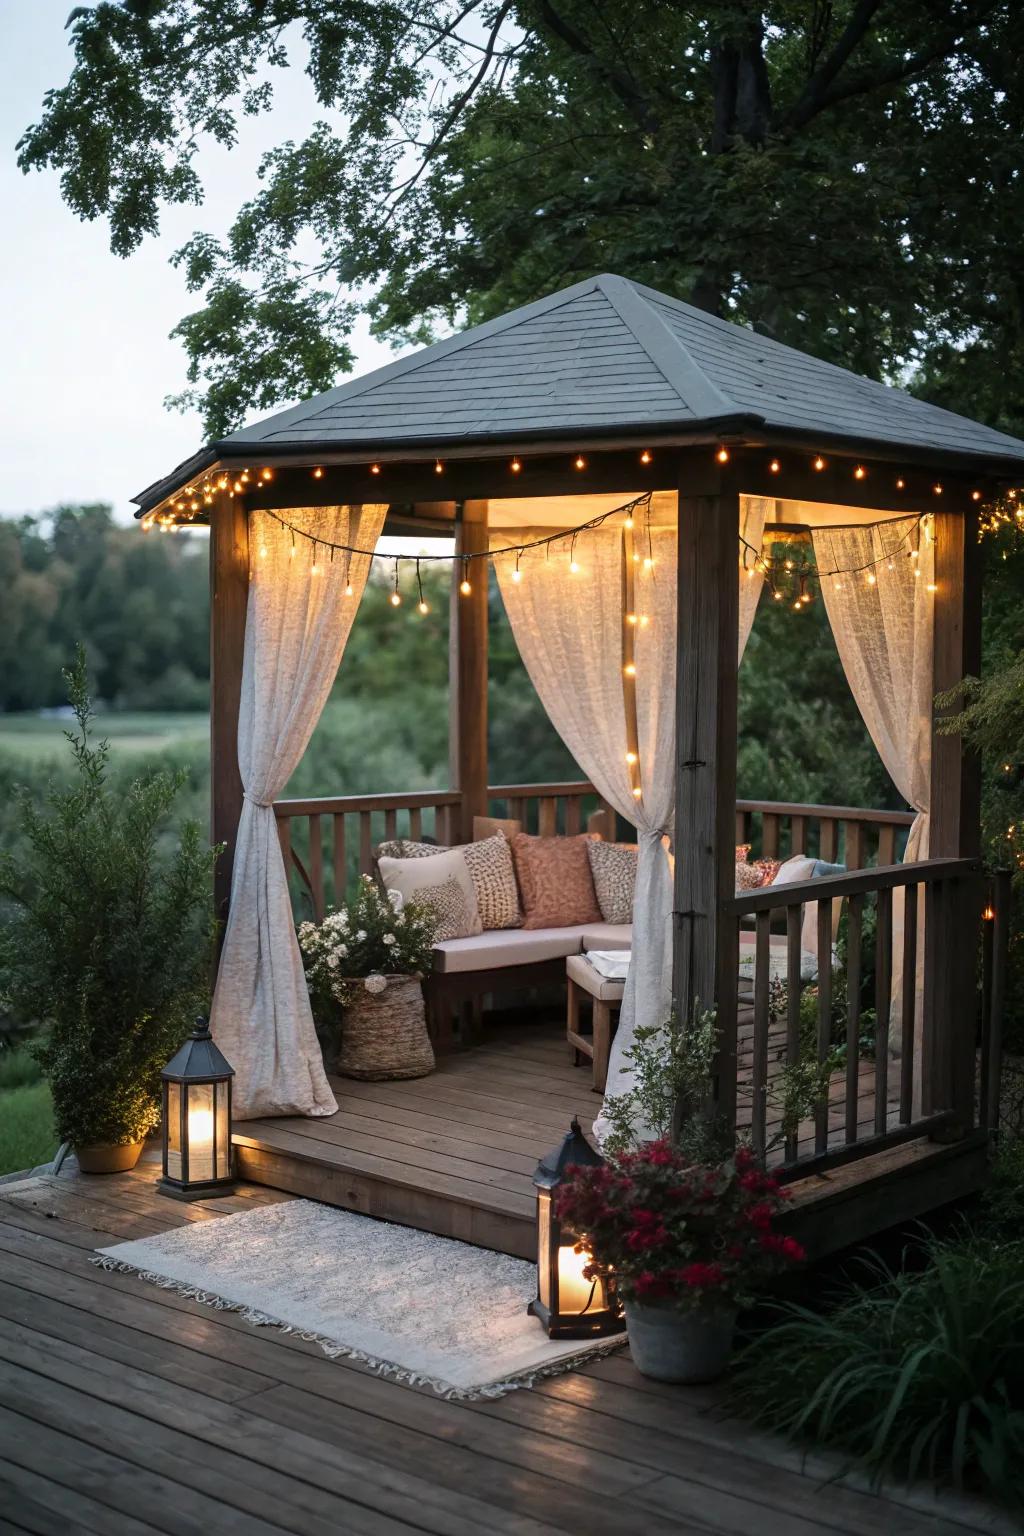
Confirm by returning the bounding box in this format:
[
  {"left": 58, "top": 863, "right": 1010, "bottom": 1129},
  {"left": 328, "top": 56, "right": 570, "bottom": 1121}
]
[
  {"left": 376, "top": 834, "right": 520, "bottom": 930},
  {"left": 376, "top": 848, "right": 482, "bottom": 940},
  {"left": 586, "top": 840, "right": 637, "bottom": 924},
  {"left": 735, "top": 843, "right": 762, "bottom": 892},
  {"left": 752, "top": 857, "right": 783, "bottom": 887},
  {"left": 413, "top": 875, "right": 477, "bottom": 943},
  {"left": 510, "top": 833, "right": 603, "bottom": 930}
]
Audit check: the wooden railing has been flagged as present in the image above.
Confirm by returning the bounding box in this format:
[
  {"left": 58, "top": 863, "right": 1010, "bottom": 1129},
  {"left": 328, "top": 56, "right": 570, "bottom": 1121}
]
[
  {"left": 736, "top": 799, "right": 917, "bottom": 868},
  {"left": 720, "top": 857, "right": 985, "bottom": 1174},
  {"left": 274, "top": 780, "right": 613, "bottom": 919}
]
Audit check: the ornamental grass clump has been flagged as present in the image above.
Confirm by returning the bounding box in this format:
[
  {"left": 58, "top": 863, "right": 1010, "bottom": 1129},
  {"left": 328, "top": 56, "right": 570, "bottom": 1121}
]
[
  {"left": 0, "top": 649, "right": 218, "bottom": 1151},
  {"left": 298, "top": 874, "right": 437, "bottom": 1008},
  {"left": 732, "top": 1232, "right": 1024, "bottom": 1509},
  {"left": 556, "top": 1140, "right": 805, "bottom": 1310}
]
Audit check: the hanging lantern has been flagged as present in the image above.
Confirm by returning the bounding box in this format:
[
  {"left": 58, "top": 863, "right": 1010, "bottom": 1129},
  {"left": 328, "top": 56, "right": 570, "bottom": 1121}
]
[
  {"left": 529, "top": 1118, "right": 621, "bottom": 1339},
  {"left": 158, "top": 1017, "right": 235, "bottom": 1200}
]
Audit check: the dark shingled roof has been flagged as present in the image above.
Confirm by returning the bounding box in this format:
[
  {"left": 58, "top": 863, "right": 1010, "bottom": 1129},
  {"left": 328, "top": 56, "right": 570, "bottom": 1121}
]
[{"left": 217, "top": 273, "right": 1024, "bottom": 467}]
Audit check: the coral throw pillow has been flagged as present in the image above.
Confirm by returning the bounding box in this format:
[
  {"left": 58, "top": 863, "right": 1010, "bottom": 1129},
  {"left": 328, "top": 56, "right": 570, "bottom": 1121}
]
[{"left": 510, "top": 833, "right": 603, "bottom": 930}]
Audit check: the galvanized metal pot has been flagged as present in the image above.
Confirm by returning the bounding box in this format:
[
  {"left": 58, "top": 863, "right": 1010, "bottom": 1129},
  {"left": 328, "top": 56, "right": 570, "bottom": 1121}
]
[{"left": 624, "top": 1299, "right": 736, "bottom": 1383}]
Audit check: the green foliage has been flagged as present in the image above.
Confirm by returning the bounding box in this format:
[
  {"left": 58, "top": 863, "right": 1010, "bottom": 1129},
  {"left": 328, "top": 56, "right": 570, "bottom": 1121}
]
[
  {"left": 733, "top": 1233, "right": 1024, "bottom": 1509},
  {"left": 20, "top": 4, "right": 1024, "bottom": 440},
  {"left": 601, "top": 1008, "right": 721, "bottom": 1162},
  {"left": 0, "top": 1080, "right": 56, "bottom": 1178},
  {"left": 0, "top": 650, "right": 219, "bottom": 1148}
]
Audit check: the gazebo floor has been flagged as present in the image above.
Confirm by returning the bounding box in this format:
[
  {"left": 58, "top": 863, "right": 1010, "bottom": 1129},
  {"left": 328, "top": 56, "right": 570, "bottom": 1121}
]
[
  {"left": 233, "top": 1018, "right": 989, "bottom": 1260},
  {"left": 0, "top": 1155, "right": 1009, "bottom": 1536}
]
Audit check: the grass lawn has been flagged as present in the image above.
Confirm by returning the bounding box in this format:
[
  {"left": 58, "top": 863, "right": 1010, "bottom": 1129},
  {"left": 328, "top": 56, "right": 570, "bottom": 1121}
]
[
  {"left": 0, "top": 1080, "right": 56, "bottom": 1176},
  {"left": 0, "top": 710, "right": 209, "bottom": 761}
]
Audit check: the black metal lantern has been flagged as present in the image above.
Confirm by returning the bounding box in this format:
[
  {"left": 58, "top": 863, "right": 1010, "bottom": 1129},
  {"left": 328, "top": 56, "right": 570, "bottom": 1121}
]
[
  {"left": 529, "top": 1117, "right": 621, "bottom": 1339},
  {"left": 157, "top": 1016, "right": 235, "bottom": 1200}
]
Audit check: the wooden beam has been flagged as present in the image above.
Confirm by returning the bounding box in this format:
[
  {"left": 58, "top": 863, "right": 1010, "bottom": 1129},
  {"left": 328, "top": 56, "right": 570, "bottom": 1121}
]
[
  {"left": 449, "top": 501, "right": 489, "bottom": 843},
  {"left": 929, "top": 504, "right": 982, "bottom": 858},
  {"left": 209, "top": 490, "right": 249, "bottom": 934},
  {"left": 672, "top": 477, "right": 740, "bottom": 1122}
]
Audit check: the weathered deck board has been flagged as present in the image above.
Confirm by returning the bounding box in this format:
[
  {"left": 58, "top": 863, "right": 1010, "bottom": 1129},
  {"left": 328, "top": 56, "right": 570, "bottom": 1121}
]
[{"left": 0, "top": 1163, "right": 1010, "bottom": 1536}]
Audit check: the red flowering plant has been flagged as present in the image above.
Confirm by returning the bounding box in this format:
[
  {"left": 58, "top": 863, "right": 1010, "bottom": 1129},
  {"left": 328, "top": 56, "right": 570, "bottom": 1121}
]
[{"left": 555, "top": 1140, "right": 805, "bottom": 1310}]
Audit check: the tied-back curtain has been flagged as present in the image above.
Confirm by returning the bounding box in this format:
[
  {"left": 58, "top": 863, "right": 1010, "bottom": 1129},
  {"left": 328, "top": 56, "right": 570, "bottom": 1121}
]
[
  {"left": 493, "top": 494, "right": 769, "bottom": 1143},
  {"left": 211, "top": 503, "right": 388, "bottom": 1119},
  {"left": 813, "top": 514, "right": 934, "bottom": 1089}
]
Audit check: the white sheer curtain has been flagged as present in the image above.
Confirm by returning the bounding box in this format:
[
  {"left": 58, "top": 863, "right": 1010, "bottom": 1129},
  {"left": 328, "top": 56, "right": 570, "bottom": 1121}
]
[
  {"left": 493, "top": 494, "right": 769, "bottom": 1141},
  {"left": 813, "top": 514, "right": 934, "bottom": 1085},
  {"left": 211, "top": 503, "right": 387, "bottom": 1119}
]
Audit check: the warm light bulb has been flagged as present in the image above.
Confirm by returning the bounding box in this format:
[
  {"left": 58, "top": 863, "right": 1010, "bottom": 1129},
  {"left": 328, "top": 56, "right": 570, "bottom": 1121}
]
[
  {"left": 626, "top": 613, "right": 638, "bottom": 625},
  {"left": 289, "top": 546, "right": 296, "bottom": 559},
  {"left": 261, "top": 468, "right": 273, "bottom": 482},
  {"left": 910, "top": 548, "right": 919, "bottom": 559},
  {"left": 784, "top": 558, "right": 794, "bottom": 572},
  {"left": 623, "top": 515, "right": 634, "bottom": 530},
  {"left": 983, "top": 904, "right": 995, "bottom": 921},
  {"left": 510, "top": 457, "right": 521, "bottom": 473},
  {"left": 716, "top": 446, "right": 730, "bottom": 464},
  {"left": 926, "top": 580, "right": 937, "bottom": 592},
  {"left": 370, "top": 463, "right": 381, "bottom": 476},
  {"left": 913, "top": 567, "right": 921, "bottom": 579},
  {"left": 233, "top": 481, "right": 243, "bottom": 493},
  {"left": 769, "top": 459, "right": 781, "bottom": 474},
  {"left": 259, "top": 544, "right": 268, "bottom": 559},
  {"left": 574, "top": 455, "right": 586, "bottom": 470},
  {"left": 933, "top": 483, "right": 943, "bottom": 496},
  {"left": 569, "top": 560, "right": 580, "bottom": 574},
  {"left": 971, "top": 490, "right": 982, "bottom": 501},
  {"left": 638, "top": 614, "right": 650, "bottom": 627},
  {"left": 434, "top": 459, "right": 444, "bottom": 474},
  {"left": 866, "top": 572, "right": 876, "bottom": 585},
  {"left": 813, "top": 456, "right": 825, "bottom": 471},
  {"left": 643, "top": 556, "right": 653, "bottom": 570},
  {"left": 632, "top": 786, "right": 643, "bottom": 799},
  {"left": 854, "top": 465, "right": 866, "bottom": 480},
  {"left": 418, "top": 600, "right": 429, "bottom": 615},
  {"left": 746, "top": 565, "right": 756, "bottom": 579},
  {"left": 344, "top": 582, "right": 354, "bottom": 597},
  {"left": 390, "top": 591, "right": 401, "bottom": 606},
  {"left": 241, "top": 470, "right": 250, "bottom": 483},
  {"left": 511, "top": 567, "right": 522, "bottom": 583},
  {"left": 312, "top": 466, "right": 324, "bottom": 479},
  {"left": 311, "top": 562, "right": 320, "bottom": 575},
  {"left": 773, "top": 589, "right": 783, "bottom": 601},
  {"left": 625, "top": 751, "right": 638, "bottom": 765},
  {"left": 896, "top": 478, "right": 905, "bottom": 490},
  {"left": 623, "top": 662, "right": 637, "bottom": 677},
  {"left": 460, "top": 578, "right": 472, "bottom": 596},
  {"left": 640, "top": 450, "right": 652, "bottom": 465}
]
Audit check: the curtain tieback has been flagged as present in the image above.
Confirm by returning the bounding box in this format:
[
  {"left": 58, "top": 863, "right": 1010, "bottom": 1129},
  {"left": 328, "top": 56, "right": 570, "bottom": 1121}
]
[{"left": 243, "top": 790, "right": 274, "bottom": 809}]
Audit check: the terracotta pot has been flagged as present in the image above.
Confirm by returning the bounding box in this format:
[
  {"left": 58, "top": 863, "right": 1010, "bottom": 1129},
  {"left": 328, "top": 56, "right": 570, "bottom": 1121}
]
[
  {"left": 624, "top": 1298, "right": 736, "bottom": 1383},
  {"left": 75, "top": 1140, "right": 146, "bottom": 1174}
]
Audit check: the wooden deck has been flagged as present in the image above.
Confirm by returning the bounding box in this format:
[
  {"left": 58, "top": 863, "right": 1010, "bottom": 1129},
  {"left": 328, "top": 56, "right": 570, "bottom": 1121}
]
[
  {"left": 234, "top": 1019, "right": 989, "bottom": 1261},
  {"left": 0, "top": 1153, "right": 1010, "bottom": 1536}
]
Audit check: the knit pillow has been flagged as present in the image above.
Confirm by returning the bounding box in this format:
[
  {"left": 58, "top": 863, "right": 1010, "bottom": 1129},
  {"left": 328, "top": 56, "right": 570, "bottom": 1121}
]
[
  {"left": 376, "top": 835, "right": 520, "bottom": 930},
  {"left": 735, "top": 843, "right": 762, "bottom": 892},
  {"left": 586, "top": 840, "right": 637, "bottom": 925},
  {"left": 376, "top": 849, "right": 482, "bottom": 941},
  {"left": 510, "top": 833, "right": 602, "bottom": 930},
  {"left": 412, "top": 876, "right": 477, "bottom": 944}
]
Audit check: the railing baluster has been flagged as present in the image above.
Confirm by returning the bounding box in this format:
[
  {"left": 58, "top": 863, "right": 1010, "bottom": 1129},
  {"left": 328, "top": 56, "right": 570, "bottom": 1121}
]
[
  {"left": 819, "top": 817, "right": 837, "bottom": 863},
  {"left": 844, "top": 820, "right": 864, "bottom": 871},
  {"left": 538, "top": 797, "right": 558, "bottom": 837},
  {"left": 845, "top": 893, "right": 863, "bottom": 1144},
  {"left": 332, "top": 813, "right": 346, "bottom": 910},
  {"left": 874, "top": 887, "right": 893, "bottom": 1135},
  {"left": 409, "top": 806, "right": 422, "bottom": 840},
  {"left": 735, "top": 808, "right": 748, "bottom": 845},
  {"left": 308, "top": 814, "right": 325, "bottom": 923},
  {"left": 878, "top": 825, "right": 897, "bottom": 865},
  {"left": 716, "top": 916, "right": 740, "bottom": 1142},
  {"left": 752, "top": 911, "right": 771, "bottom": 1163},
  {"left": 565, "top": 797, "right": 581, "bottom": 835},
  {"left": 815, "top": 898, "right": 832, "bottom": 1155},
  {"left": 790, "top": 815, "right": 806, "bottom": 857},
  {"left": 784, "top": 903, "right": 802, "bottom": 1165},
  {"left": 359, "top": 812, "right": 373, "bottom": 876},
  {"left": 762, "top": 813, "right": 780, "bottom": 858},
  {"left": 984, "top": 869, "right": 1011, "bottom": 1130},
  {"left": 384, "top": 807, "right": 397, "bottom": 841},
  {"left": 900, "top": 884, "right": 918, "bottom": 1124}
]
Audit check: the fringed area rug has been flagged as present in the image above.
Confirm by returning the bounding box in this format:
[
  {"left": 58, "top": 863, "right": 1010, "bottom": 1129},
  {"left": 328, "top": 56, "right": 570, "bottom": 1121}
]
[{"left": 95, "top": 1199, "right": 625, "bottom": 1397}]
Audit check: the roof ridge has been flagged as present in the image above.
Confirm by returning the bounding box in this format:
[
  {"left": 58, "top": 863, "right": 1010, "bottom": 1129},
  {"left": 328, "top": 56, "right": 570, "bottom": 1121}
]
[{"left": 597, "top": 274, "right": 748, "bottom": 422}]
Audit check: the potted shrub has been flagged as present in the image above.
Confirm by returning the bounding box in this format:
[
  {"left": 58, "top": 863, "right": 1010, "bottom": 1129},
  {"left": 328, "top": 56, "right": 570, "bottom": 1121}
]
[
  {"left": 298, "top": 875, "right": 437, "bottom": 1080},
  {"left": 557, "top": 1139, "right": 805, "bottom": 1382},
  {"left": 0, "top": 650, "right": 218, "bottom": 1173}
]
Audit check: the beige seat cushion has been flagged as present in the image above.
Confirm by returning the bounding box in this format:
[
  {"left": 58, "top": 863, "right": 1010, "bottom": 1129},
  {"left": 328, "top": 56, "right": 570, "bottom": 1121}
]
[
  {"left": 433, "top": 926, "right": 587, "bottom": 974},
  {"left": 581, "top": 923, "right": 632, "bottom": 951},
  {"left": 566, "top": 952, "right": 626, "bottom": 1001}
]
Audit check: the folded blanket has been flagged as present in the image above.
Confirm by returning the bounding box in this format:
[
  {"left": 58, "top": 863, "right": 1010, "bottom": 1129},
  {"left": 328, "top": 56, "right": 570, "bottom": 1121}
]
[{"left": 586, "top": 950, "right": 631, "bottom": 980}]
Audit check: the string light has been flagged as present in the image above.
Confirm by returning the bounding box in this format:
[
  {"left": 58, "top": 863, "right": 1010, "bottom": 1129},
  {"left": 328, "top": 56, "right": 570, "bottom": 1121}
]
[
  {"left": 259, "top": 542, "right": 268, "bottom": 560},
  {"left": 434, "top": 459, "right": 444, "bottom": 475},
  {"left": 625, "top": 751, "right": 638, "bottom": 765},
  {"left": 626, "top": 613, "right": 638, "bottom": 625},
  {"left": 640, "top": 450, "right": 652, "bottom": 465},
  {"left": 512, "top": 552, "right": 522, "bottom": 583},
  {"left": 416, "top": 560, "right": 429, "bottom": 614},
  {"left": 933, "top": 483, "right": 943, "bottom": 496},
  {"left": 459, "top": 557, "right": 472, "bottom": 596},
  {"left": 632, "top": 786, "right": 643, "bottom": 799},
  {"left": 261, "top": 468, "right": 273, "bottom": 482},
  {"left": 370, "top": 463, "right": 381, "bottom": 476},
  {"left": 569, "top": 534, "right": 580, "bottom": 573},
  {"left": 769, "top": 459, "right": 781, "bottom": 474},
  {"left": 623, "top": 512, "right": 634, "bottom": 529},
  {"left": 716, "top": 446, "right": 730, "bottom": 464},
  {"left": 813, "top": 456, "right": 826, "bottom": 471},
  {"left": 510, "top": 456, "right": 522, "bottom": 473},
  {"left": 854, "top": 465, "right": 867, "bottom": 480},
  {"left": 623, "top": 662, "right": 637, "bottom": 677},
  {"left": 639, "top": 614, "right": 650, "bottom": 627},
  {"left": 971, "top": 489, "right": 982, "bottom": 501},
  {"left": 574, "top": 455, "right": 586, "bottom": 470},
  {"left": 896, "top": 478, "right": 905, "bottom": 490},
  {"left": 312, "top": 466, "right": 324, "bottom": 479},
  {"left": 390, "top": 560, "right": 401, "bottom": 606}
]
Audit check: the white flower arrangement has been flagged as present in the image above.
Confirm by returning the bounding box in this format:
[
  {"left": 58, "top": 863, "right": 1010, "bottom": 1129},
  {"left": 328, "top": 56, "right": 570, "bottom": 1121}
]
[{"left": 296, "top": 874, "right": 438, "bottom": 1011}]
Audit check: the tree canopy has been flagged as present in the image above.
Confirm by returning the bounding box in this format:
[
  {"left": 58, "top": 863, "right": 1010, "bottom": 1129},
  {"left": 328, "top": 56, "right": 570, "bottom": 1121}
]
[{"left": 20, "top": 1, "right": 1024, "bottom": 438}]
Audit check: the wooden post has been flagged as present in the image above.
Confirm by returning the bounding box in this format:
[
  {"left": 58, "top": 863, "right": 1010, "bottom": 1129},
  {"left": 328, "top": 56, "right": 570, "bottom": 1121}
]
[
  {"left": 672, "top": 478, "right": 740, "bottom": 1129},
  {"left": 209, "top": 489, "right": 249, "bottom": 935},
  {"left": 924, "top": 503, "right": 982, "bottom": 1126},
  {"left": 449, "top": 500, "right": 489, "bottom": 843}
]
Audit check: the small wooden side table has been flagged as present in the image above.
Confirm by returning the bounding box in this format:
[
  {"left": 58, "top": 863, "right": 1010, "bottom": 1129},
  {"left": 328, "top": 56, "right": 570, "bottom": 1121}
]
[{"left": 565, "top": 953, "right": 625, "bottom": 1093}]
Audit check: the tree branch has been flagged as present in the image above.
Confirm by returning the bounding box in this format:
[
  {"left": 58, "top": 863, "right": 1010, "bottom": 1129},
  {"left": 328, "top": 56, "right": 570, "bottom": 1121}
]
[
  {"left": 779, "top": 0, "right": 886, "bottom": 131},
  {"left": 534, "top": 0, "right": 661, "bottom": 135}
]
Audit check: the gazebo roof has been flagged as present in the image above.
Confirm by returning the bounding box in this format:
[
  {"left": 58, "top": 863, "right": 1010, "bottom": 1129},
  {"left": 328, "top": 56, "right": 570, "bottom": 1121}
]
[
  {"left": 220, "top": 273, "right": 1024, "bottom": 466},
  {"left": 135, "top": 273, "right": 1024, "bottom": 510}
]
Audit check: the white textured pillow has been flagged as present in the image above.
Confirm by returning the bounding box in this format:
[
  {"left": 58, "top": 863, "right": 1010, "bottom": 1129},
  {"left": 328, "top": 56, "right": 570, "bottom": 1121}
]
[
  {"left": 376, "top": 849, "right": 482, "bottom": 940},
  {"left": 377, "top": 834, "right": 520, "bottom": 930},
  {"left": 586, "top": 840, "right": 637, "bottom": 925},
  {"left": 771, "top": 855, "right": 835, "bottom": 960}
]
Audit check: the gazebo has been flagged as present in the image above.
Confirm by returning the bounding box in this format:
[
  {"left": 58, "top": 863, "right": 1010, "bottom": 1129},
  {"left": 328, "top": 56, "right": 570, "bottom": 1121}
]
[{"left": 135, "top": 273, "right": 1020, "bottom": 1257}]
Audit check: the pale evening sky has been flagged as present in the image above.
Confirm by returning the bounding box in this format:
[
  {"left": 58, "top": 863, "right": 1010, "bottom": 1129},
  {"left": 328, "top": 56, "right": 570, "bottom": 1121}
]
[{"left": 1, "top": 1, "right": 411, "bottom": 526}]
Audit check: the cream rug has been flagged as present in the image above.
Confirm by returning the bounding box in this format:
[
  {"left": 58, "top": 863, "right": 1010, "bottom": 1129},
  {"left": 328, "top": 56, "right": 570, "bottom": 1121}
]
[{"left": 95, "top": 1199, "right": 624, "bottom": 1397}]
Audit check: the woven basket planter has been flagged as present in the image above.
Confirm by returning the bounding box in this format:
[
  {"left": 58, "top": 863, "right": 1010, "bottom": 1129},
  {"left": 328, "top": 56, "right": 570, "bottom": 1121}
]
[{"left": 338, "top": 975, "right": 435, "bottom": 1081}]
